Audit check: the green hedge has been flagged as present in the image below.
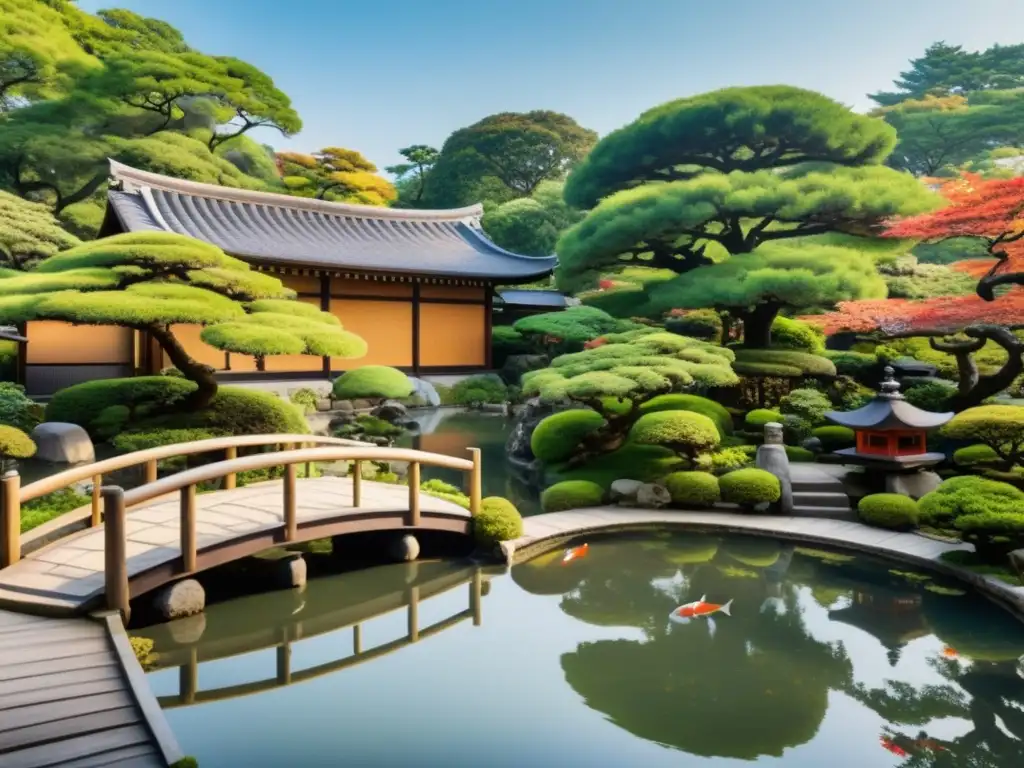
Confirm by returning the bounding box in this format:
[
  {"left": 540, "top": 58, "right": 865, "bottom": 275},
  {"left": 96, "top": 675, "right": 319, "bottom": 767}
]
[
  {"left": 146, "top": 387, "right": 309, "bottom": 436},
  {"left": 0, "top": 383, "right": 43, "bottom": 433},
  {"left": 46, "top": 377, "right": 196, "bottom": 436},
  {"left": 707, "top": 445, "right": 756, "bottom": 474},
  {"left": 771, "top": 316, "right": 825, "bottom": 353},
  {"left": 541, "top": 480, "right": 604, "bottom": 512},
  {"left": 780, "top": 388, "right": 832, "bottom": 425},
  {"left": 904, "top": 381, "right": 957, "bottom": 412},
  {"left": 785, "top": 446, "right": 816, "bottom": 462},
  {"left": 0, "top": 425, "right": 35, "bottom": 466},
  {"left": 111, "top": 428, "right": 222, "bottom": 455},
  {"left": 638, "top": 393, "right": 734, "bottom": 437},
  {"left": 473, "top": 497, "right": 523, "bottom": 546},
  {"left": 332, "top": 366, "right": 413, "bottom": 400},
  {"left": 531, "top": 410, "right": 606, "bottom": 463},
  {"left": 719, "top": 468, "right": 781, "bottom": 509},
  {"left": 744, "top": 409, "right": 781, "bottom": 429},
  {"left": 289, "top": 388, "right": 321, "bottom": 414},
  {"left": 733, "top": 349, "right": 837, "bottom": 378},
  {"left": 664, "top": 471, "right": 720, "bottom": 508},
  {"left": 823, "top": 350, "right": 877, "bottom": 379},
  {"left": 811, "top": 425, "right": 856, "bottom": 451},
  {"left": 858, "top": 494, "right": 918, "bottom": 530},
  {"left": 628, "top": 410, "right": 720, "bottom": 457},
  {"left": 953, "top": 444, "right": 1001, "bottom": 467},
  {"left": 20, "top": 488, "right": 92, "bottom": 532},
  {"left": 664, "top": 309, "right": 722, "bottom": 341}
]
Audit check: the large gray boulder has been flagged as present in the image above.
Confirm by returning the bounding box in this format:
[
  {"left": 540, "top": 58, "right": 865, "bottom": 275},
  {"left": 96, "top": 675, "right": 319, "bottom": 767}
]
[
  {"left": 885, "top": 471, "right": 942, "bottom": 499},
  {"left": 372, "top": 400, "right": 409, "bottom": 423},
  {"left": 152, "top": 579, "right": 206, "bottom": 621},
  {"left": 636, "top": 483, "right": 672, "bottom": 509},
  {"left": 30, "top": 422, "right": 95, "bottom": 464},
  {"left": 609, "top": 479, "right": 643, "bottom": 504},
  {"left": 408, "top": 377, "right": 441, "bottom": 407}
]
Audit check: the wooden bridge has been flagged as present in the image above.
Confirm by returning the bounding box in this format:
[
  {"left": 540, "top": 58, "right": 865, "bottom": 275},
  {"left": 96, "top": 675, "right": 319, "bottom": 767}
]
[
  {"left": 0, "top": 433, "right": 487, "bottom": 767},
  {"left": 140, "top": 561, "right": 492, "bottom": 708}
]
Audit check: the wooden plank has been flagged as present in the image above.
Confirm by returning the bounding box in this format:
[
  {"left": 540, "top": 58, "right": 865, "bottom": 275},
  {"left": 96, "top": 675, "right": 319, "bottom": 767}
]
[
  {"left": 0, "top": 705, "right": 139, "bottom": 753},
  {"left": 0, "top": 623, "right": 104, "bottom": 651},
  {"left": 0, "top": 676, "right": 126, "bottom": 712},
  {"left": 0, "top": 612, "right": 54, "bottom": 633},
  {"left": 58, "top": 746, "right": 163, "bottom": 768},
  {"left": 99, "top": 611, "right": 185, "bottom": 766},
  {"left": 0, "top": 651, "right": 113, "bottom": 682},
  {"left": 0, "top": 635, "right": 109, "bottom": 667},
  {"left": 0, "top": 663, "right": 120, "bottom": 696},
  {"left": 1, "top": 724, "right": 152, "bottom": 768},
  {"left": 0, "top": 690, "right": 134, "bottom": 734}
]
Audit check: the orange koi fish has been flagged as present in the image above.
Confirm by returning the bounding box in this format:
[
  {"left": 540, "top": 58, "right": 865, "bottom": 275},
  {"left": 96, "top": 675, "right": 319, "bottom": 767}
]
[
  {"left": 670, "top": 595, "right": 733, "bottom": 623},
  {"left": 941, "top": 646, "right": 958, "bottom": 658},
  {"left": 562, "top": 544, "right": 588, "bottom": 565},
  {"left": 880, "top": 737, "right": 908, "bottom": 757}
]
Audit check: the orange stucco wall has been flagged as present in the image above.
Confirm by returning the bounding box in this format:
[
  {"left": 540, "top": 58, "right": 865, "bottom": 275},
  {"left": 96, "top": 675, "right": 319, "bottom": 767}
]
[
  {"left": 329, "top": 298, "right": 412, "bottom": 368},
  {"left": 419, "top": 303, "right": 485, "bottom": 367},
  {"left": 26, "top": 322, "right": 133, "bottom": 365}
]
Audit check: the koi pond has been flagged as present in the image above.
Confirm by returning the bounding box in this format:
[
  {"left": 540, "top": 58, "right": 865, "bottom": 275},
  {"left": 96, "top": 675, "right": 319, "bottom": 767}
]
[{"left": 134, "top": 532, "right": 1024, "bottom": 767}]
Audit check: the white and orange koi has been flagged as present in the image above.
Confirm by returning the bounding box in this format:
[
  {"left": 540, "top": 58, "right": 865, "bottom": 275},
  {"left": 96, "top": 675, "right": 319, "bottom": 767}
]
[
  {"left": 562, "top": 544, "right": 589, "bottom": 565},
  {"left": 669, "top": 594, "right": 733, "bottom": 624}
]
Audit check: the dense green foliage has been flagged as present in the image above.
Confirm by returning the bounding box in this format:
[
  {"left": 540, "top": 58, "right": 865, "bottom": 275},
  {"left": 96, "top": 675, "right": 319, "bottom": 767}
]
[
  {"left": 46, "top": 376, "right": 196, "bottom": 436},
  {"left": 857, "top": 494, "right": 919, "bottom": 530},
  {"left": 481, "top": 181, "right": 584, "bottom": 256},
  {"left": 770, "top": 317, "right": 826, "bottom": 353},
  {"left": 718, "top": 468, "right": 782, "bottom": 509},
  {"left": 472, "top": 497, "right": 523, "bottom": 546},
  {"left": 638, "top": 393, "right": 733, "bottom": 437},
  {"left": 628, "top": 410, "right": 721, "bottom": 463},
  {"left": 20, "top": 487, "right": 91, "bottom": 532},
  {"left": 779, "top": 389, "right": 832, "bottom": 425},
  {"left": 531, "top": 410, "right": 607, "bottom": 463},
  {"left": 664, "top": 309, "right": 723, "bottom": 341},
  {"left": 332, "top": 366, "right": 413, "bottom": 400},
  {"left": 903, "top": 381, "right": 957, "bottom": 412},
  {"left": 918, "top": 476, "right": 1024, "bottom": 559},
  {"left": 940, "top": 405, "right": 1024, "bottom": 470},
  {"left": 276, "top": 147, "right": 395, "bottom": 205},
  {"left": 0, "top": 424, "right": 35, "bottom": 470},
  {"left": 744, "top": 409, "right": 782, "bottom": 429},
  {"left": 823, "top": 350, "right": 878, "bottom": 380},
  {"left": 541, "top": 480, "right": 605, "bottom": 513},
  {"left": 810, "top": 425, "right": 856, "bottom": 451},
  {"left": 451, "top": 376, "right": 508, "bottom": 405},
  {"left": 513, "top": 306, "right": 635, "bottom": 349},
  {"left": 731, "top": 349, "right": 837, "bottom": 378},
  {"left": 0, "top": 190, "right": 79, "bottom": 268},
  {"left": 664, "top": 471, "right": 721, "bottom": 508},
  {"left": 0, "top": 382, "right": 43, "bottom": 432}
]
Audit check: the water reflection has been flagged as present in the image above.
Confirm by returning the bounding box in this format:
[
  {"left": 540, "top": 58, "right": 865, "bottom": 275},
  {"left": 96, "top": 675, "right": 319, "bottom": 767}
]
[
  {"left": 515, "top": 533, "right": 1024, "bottom": 765},
  {"left": 136, "top": 560, "right": 493, "bottom": 707}
]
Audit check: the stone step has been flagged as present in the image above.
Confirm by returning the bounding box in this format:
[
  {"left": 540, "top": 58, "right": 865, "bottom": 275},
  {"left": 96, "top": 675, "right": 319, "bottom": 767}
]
[
  {"left": 791, "top": 505, "right": 857, "bottom": 520},
  {"left": 792, "top": 491, "right": 851, "bottom": 509},
  {"left": 791, "top": 478, "right": 845, "bottom": 493}
]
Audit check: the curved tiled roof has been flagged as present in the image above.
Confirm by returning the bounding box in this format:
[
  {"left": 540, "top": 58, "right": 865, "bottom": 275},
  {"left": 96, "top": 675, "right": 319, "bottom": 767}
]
[{"left": 105, "top": 160, "right": 557, "bottom": 281}]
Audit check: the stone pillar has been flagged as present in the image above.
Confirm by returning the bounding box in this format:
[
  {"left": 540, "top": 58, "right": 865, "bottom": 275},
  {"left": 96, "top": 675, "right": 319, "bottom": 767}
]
[{"left": 756, "top": 422, "right": 793, "bottom": 514}]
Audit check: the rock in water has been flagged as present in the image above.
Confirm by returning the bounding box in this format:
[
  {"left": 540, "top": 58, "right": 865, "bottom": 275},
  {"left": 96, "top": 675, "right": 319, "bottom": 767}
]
[
  {"left": 408, "top": 377, "right": 441, "bottom": 407},
  {"left": 609, "top": 479, "right": 643, "bottom": 504},
  {"left": 372, "top": 399, "right": 409, "bottom": 423},
  {"left": 152, "top": 579, "right": 206, "bottom": 621},
  {"left": 273, "top": 553, "right": 307, "bottom": 590},
  {"left": 30, "top": 422, "right": 95, "bottom": 464},
  {"left": 636, "top": 483, "right": 672, "bottom": 509},
  {"left": 390, "top": 534, "right": 420, "bottom": 562}
]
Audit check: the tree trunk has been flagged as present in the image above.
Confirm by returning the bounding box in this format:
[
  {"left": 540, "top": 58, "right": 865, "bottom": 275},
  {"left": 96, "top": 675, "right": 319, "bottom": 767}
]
[
  {"left": 741, "top": 303, "right": 780, "bottom": 349},
  {"left": 720, "top": 313, "right": 733, "bottom": 346},
  {"left": 148, "top": 325, "right": 218, "bottom": 411},
  {"left": 946, "top": 325, "right": 1024, "bottom": 410}
]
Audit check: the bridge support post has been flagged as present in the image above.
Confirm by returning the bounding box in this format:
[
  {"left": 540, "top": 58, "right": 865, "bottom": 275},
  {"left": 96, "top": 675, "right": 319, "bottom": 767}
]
[
  {"left": 407, "top": 462, "right": 420, "bottom": 526},
  {"left": 468, "top": 448, "right": 482, "bottom": 515},
  {"left": 406, "top": 586, "right": 419, "bottom": 642},
  {"left": 180, "top": 648, "right": 197, "bottom": 705},
  {"left": 180, "top": 484, "right": 197, "bottom": 573},
  {"left": 224, "top": 446, "right": 237, "bottom": 490},
  {"left": 352, "top": 461, "right": 362, "bottom": 507},
  {"left": 1, "top": 471, "right": 20, "bottom": 567},
  {"left": 90, "top": 474, "right": 102, "bottom": 527},
  {"left": 144, "top": 459, "right": 158, "bottom": 485},
  {"left": 284, "top": 464, "right": 297, "bottom": 541},
  {"left": 276, "top": 626, "right": 292, "bottom": 685},
  {"left": 103, "top": 486, "right": 130, "bottom": 624}
]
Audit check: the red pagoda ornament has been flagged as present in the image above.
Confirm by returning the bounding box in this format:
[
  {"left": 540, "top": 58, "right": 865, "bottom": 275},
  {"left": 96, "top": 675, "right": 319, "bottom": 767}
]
[{"left": 825, "top": 366, "right": 953, "bottom": 469}]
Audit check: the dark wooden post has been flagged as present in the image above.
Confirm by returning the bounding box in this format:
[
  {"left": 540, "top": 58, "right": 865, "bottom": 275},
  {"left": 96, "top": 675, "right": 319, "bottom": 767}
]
[
  {"left": 284, "top": 463, "right": 297, "bottom": 540},
  {"left": 180, "top": 484, "right": 197, "bottom": 573},
  {"left": 407, "top": 462, "right": 420, "bottom": 526},
  {"left": 103, "top": 486, "right": 130, "bottom": 624},
  {"left": 1, "top": 471, "right": 20, "bottom": 567}
]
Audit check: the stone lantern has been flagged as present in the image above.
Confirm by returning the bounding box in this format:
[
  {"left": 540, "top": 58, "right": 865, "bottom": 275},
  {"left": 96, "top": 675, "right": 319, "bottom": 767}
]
[{"left": 823, "top": 366, "right": 953, "bottom": 497}]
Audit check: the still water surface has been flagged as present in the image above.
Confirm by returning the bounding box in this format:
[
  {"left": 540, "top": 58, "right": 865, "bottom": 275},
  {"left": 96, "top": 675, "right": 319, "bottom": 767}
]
[{"left": 136, "top": 533, "right": 1024, "bottom": 767}]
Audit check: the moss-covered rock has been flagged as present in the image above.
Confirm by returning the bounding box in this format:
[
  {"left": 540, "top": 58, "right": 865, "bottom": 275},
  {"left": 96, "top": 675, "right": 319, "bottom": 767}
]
[
  {"left": 638, "top": 393, "right": 733, "bottom": 437},
  {"left": 541, "top": 480, "right": 605, "bottom": 512},
  {"left": 332, "top": 366, "right": 413, "bottom": 400},
  {"left": 719, "top": 468, "right": 781, "bottom": 510},
  {"left": 473, "top": 497, "right": 524, "bottom": 545},
  {"left": 664, "top": 471, "right": 720, "bottom": 508},
  {"left": 857, "top": 494, "right": 918, "bottom": 530},
  {"left": 531, "top": 410, "right": 607, "bottom": 463}
]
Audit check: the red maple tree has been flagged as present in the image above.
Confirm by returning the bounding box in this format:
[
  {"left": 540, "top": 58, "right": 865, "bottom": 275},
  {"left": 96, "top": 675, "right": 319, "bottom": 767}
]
[{"left": 884, "top": 173, "right": 1024, "bottom": 299}]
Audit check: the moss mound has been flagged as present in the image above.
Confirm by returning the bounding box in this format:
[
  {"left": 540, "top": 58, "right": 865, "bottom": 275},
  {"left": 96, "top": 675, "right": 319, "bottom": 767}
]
[
  {"left": 719, "top": 468, "right": 781, "bottom": 509},
  {"left": 0, "top": 425, "right": 36, "bottom": 462},
  {"left": 473, "top": 497, "right": 523, "bottom": 546},
  {"left": 811, "top": 425, "right": 856, "bottom": 451},
  {"left": 857, "top": 494, "right": 918, "bottom": 530},
  {"left": 332, "top": 365, "right": 413, "bottom": 400},
  {"left": 628, "top": 410, "right": 720, "bottom": 456},
  {"left": 46, "top": 377, "right": 197, "bottom": 436},
  {"left": 531, "top": 410, "right": 607, "bottom": 463},
  {"left": 541, "top": 480, "right": 605, "bottom": 512},
  {"left": 552, "top": 444, "right": 679, "bottom": 486},
  {"left": 744, "top": 409, "right": 782, "bottom": 430},
  {"left": 664, "top": 471, "right": 720, "bottom": 508},
  {"left": 638, "top": 394, "right": 734, "bottom": 437}
]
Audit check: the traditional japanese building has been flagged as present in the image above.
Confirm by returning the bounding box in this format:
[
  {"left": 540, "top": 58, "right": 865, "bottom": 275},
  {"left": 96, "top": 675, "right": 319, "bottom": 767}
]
[
  {"left": 824, "top": 367, "right": 953, "bottom": 470},
  {"left": 493, "top": 289, "right": 579, "bottom": 324},
  {"left": 21, "top": 161, "right": 557, "bottom": 395}
]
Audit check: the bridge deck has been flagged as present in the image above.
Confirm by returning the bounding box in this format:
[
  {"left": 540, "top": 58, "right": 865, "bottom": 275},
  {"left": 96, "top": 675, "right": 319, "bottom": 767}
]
[
  {"left": 0, "top": 610, "right": 180, "bottom": 767},
  {"left": 0, "top": 477, "right": 470, "bottom": 617}
]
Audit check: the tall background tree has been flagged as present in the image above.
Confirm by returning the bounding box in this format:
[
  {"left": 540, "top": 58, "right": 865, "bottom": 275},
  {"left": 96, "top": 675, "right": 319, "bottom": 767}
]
[{"left": 277, "top": 147, "right": 396, "bottom": 205}]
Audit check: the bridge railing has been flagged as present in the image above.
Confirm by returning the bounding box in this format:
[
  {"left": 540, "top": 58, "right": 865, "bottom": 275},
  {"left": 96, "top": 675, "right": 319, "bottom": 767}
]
[
  {"left": 0, "top": 433, "right": 370, "bottom": 566},
  {"left": 96, "top": 444, "right": 481, "bottom": 621}
]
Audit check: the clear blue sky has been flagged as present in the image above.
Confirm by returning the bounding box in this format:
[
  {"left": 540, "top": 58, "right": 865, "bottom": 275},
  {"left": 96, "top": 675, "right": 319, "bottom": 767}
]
[{"left": 79, "top": 0, "right": 1022, "bottom": 173}]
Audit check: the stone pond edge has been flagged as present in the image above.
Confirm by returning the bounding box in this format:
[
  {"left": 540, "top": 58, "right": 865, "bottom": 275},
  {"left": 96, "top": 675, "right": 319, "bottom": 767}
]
[{"left": 500, "top": 509, "right": 1024, "bottom": 622}]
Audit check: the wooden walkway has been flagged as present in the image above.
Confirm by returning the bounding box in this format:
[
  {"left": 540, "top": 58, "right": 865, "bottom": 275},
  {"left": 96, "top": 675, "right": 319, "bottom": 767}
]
[
  {"left": 0, "top": 477, "right": 470, "bottom": 617},
  {"left": 0, "top": 610, "right": 181, "bottom": 768}
]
